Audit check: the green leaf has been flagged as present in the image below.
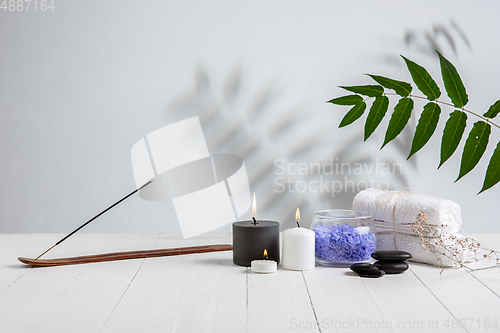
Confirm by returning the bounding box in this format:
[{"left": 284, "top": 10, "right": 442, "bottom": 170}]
[
  {"left": 437, "top": 51, "right": 469, "bottom": 108},
  {"left": 340, "top": 85, "right": 384, "bottom": 97},
  {"left": 381, "top": 98, "right": 414, "bottom": 149},
  {"left": 479, "top": 142, "right": 500, "bottom": 193},
  {"left": 439, "top": 110, "right": 468, "bottom": 168},
  {"left": 364, "top": 96, "right": 389, "bottom": 141},
  {"left": 401, "top": 55, "right": 441, "bottom": 100},
  {"left": 327, "top": 95, "right": 364, "bottom": 105},
  {"left": 366, "top": 74, "right": 412, "bottom": 97},
  {"left": 339, "top": 102, "right": 367, "bottom": 128},
  {"left": 483, "top": 100, "right": 500, "bottom": 119},
  {"left": 456, "top": 121, "right": 491, "bottom": 181},
  {"left": 408, "top": 102, "right": 441, "bottom": 159}
]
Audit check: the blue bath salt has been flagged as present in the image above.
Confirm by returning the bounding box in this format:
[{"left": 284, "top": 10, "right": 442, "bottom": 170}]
[{"left": 313, "top": 223, "right": 376, "bottom": 262}]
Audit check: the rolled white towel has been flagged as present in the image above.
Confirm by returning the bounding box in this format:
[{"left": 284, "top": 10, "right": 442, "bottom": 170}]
[
  {"left": 353, "top": 188, "right": 464, "bottom": 266},
  {"left": 353, "top": 188, "right": 462, "bottom": 235}
]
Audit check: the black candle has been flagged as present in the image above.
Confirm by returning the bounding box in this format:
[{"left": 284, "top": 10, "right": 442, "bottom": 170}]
[{"left": 232, "top": 220, "right": 280, "bottom": 266}]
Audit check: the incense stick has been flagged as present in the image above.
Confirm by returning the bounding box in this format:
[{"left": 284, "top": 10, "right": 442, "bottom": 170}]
[{"left": 35, "top": 180, "right": 153, "bottom": 260}]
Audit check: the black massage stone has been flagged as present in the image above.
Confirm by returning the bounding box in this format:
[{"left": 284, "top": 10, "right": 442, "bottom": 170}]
[
  {"left": 373, "top": 260, "right": 409, "bottom": 274},
  {"left": 371, "top": 251, "right": 412, "bottom": 261},
  {"left": 350, "top": 263, "right": 385, "bottom": 278}
]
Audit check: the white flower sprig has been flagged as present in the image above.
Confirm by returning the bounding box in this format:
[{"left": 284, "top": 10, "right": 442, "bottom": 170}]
[{"left": 412, "top": 212, "right": 500, "bottom": 272}]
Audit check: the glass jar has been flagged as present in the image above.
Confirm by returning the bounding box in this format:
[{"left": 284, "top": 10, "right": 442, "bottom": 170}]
[{"left": 311, "top": 210, "right": 376, "bottom": 266}]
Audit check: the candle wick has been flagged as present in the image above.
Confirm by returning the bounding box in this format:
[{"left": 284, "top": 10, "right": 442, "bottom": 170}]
[
  {"left": 252, "top": 217, "right": 257, "bottom": 225},
  {"left": 296, "top": 221, "right": 301, "bottom": 228}
]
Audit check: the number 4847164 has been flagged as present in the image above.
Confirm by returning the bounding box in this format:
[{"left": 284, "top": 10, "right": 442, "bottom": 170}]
[{"left": 1, "top": 0, "right": 55, "bottom": 11}]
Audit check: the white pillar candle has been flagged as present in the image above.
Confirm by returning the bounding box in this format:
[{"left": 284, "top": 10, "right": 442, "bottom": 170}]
[
  {"left": 251, "top": 259, "right": 277, "bottom": 273},
  {"left": 282, "top": 226, "right": 316, "bottom": 271}
]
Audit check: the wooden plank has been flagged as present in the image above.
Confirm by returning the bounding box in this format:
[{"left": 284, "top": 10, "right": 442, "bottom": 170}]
[
  {"left": 0, "top": 234, "right": 41, "bottom": 293},
  {"left": 410, "top": 261, "right": 500, "bottom": 333},
  {"left": 171, "top": 250, "right": 246, "bottom": 333},
  {"left": 0, "top": 233, "right": 159, "bottom": 332},
  {"left": 27, "top": 233, "right": 161, "bottom": 333},
  {"left": 464, "top": 234, "right": 500, "bottom": 299},
  {"left": 362, "top": 266, "right": 464, "bottom": 333},
  {"left": 101, "top": 233, "right": 247, "bottom": 333},
  {"left": 303, "top": 266, "right": 394, "bottom": 333},
  {"left": 247, "top": 269, "right": 319, "bottom": 333},
  {"left": 0, "top": 234, "right": 29, "bottom": 251},
  {"left": 0, "top": 233, "right": 114, "bottom": 331},
  {"left": 100, "top": 242, "right": 199, "bottom": 333},
  {"left": 0, "top": 233, "right": 105, "bottom": 295}
]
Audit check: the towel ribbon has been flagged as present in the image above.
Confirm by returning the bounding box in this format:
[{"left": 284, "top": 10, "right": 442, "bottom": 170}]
[{"left": 373, "top": 185, "right": 420, "bottom": 250}]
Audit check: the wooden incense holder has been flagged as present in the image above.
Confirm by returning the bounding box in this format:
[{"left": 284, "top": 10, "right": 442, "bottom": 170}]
[{"left": 18, "top": 244, "right": 233, "bottom": 267}]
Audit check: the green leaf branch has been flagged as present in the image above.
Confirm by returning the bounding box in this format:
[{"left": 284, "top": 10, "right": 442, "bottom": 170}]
[{"left": 328, "top": 51, "right": 500, "bottom": 194}]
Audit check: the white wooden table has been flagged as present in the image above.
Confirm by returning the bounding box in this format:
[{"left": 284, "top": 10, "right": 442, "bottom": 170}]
[{"left": 1, "top": 233, "right": 499, "bottom": 333}]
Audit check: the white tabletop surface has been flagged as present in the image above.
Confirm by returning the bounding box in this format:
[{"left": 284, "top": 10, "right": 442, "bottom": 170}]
[{"left": 1, "top": 233, "right": 499, "bottom": 333}]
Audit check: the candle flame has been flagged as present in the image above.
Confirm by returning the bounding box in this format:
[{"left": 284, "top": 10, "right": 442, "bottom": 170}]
[
  {"left": 252, "top": 192, "right": 257, "bottom": 217},
  {"left": 296, "top": 207, "right": 300, "bottom": 222},
  {"left": 263, "top": 249, "right": 268, "bottom": 258}
]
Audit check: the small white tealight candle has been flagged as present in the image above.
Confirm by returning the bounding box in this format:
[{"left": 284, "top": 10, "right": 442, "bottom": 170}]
[
  {"left": 251, "top": 249, "right": 277, "bottom": 274},
  {"left": 282, "top": 208, "right": 315, "bottom": 271}
]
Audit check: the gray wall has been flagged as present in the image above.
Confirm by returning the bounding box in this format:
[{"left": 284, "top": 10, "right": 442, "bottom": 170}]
[{"left": 1, "top": 0, "right": 499, "bottom": 234}]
